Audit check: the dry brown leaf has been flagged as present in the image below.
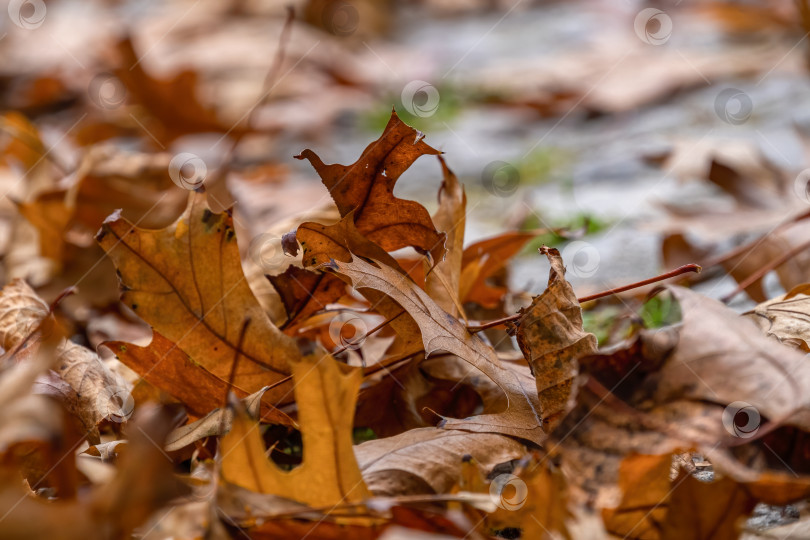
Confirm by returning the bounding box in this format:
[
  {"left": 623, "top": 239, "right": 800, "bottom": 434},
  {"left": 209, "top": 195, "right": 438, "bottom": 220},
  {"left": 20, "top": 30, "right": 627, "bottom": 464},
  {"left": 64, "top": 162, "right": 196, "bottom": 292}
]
[
  {"left": 297, "top": 210, "right": 406, "bottom": 270},
  {"left": 0, "top": 406, "right": 188, "bottom": 540},
  {"left": 0, "top": 278, "right": 49, "bottom": 350},
  {"left": 104, "top": 332, "right": 288, "bottom": 424},
  {"left": 97, "top": 190, "right": 301, "bottom": 409},
  {"left": 744, "top": 284, "right": 810, "bottom": 351},
  {"left": 459, "top": 231, "right": 539, "bottom": 309},
  {"left": 164, "top": 386, "right": 268, "bottom": 452},
  {"left": 221, "top": 350, "right": 370, "bottom": 508},
  {"left": 657, "top": 286, "right": 810, "bottom": 440},
  {"left": 0, "top": 279, "right": 129, "bottom": 443},
  {"left": 268, "top": 264, "right": 347, "bottom": 334},
  {"left": 114, "top": 38, "right": 243, "bottom": 145},
  {"left": 483, "top": 453, "right": 572, "bottom": 540},
  {"left": 514, "top": 247, "right": 598, "bottom": 433},
  {"left": 295, "top": 110, "right": 446, "bottom": 264},
  {"left": 355, "top": 428, "right": 526, "bottom": 496},
  {"left": 328, "top": 255, "right": 545, "bottom": 444},
  {"left": 425, "top": 157, "right": 466, "bottom": 318},
  {"left": 601, "top": 453, "right": 673, "bottom": 538}
]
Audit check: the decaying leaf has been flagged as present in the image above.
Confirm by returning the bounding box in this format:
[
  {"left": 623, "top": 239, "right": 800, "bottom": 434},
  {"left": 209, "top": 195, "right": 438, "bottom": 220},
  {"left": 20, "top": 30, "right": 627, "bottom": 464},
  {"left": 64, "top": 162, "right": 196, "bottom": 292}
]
[
  {"left": 514, "top": 247, "right": 598, "bottom": 433},
  {"left": 97, "top": 191, "right": 301, "bottom": 409},
  {"left": 355, "top": 428, "right": 526, "bottom": 496},
  {"left": 296, "top": 111, "right": 446, "bottom": 264},
  {"left": 165, "top": 386, "right": 269, "bottom": 452},
  {"left": 221, "top": 350, "right": 370, "bottom": 508},
  {"left": 744, "top": 283, "right": 810, "bottom": 350},
  {"left": 328, "top": 255, "right": 545, "bottom": 444}
]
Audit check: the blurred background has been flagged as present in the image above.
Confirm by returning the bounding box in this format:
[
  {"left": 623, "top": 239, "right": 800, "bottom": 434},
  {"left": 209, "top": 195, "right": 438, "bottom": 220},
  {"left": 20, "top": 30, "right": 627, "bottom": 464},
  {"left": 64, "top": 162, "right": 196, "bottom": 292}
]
[{"left": 2, "top": 0, "right": 810, "bottom": 322}]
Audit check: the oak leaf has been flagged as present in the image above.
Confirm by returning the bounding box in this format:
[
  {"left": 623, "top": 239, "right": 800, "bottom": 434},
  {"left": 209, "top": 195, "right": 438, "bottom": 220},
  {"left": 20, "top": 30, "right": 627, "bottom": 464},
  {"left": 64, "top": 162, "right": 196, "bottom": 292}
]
[
  {"left": 220, "top": 350, "right": 370, "bottom": 508},
  {"left": 354, "top": 428, "right": 525, "bottom": 496},
  {"left": 115, "top": 38, "right": 243, "bottom": 145},
  {"left": 328, "top": 256, "right": 545, "bottom": 444},
  {"left": 459, "top": 231, "right": 539, "bottom": 308},
  {"left": 295, "top": 110, "right": 446, "bottom": 264},
  {"left": 268, "top": 265, "right": 346, "bottom": 333}
]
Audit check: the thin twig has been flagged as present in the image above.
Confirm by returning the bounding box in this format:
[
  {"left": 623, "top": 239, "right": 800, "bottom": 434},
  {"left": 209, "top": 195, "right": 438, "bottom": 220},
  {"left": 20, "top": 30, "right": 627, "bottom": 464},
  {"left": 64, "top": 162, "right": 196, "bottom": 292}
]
[{"left": 466, "top": 263, "right": 702, "bottom": 333}]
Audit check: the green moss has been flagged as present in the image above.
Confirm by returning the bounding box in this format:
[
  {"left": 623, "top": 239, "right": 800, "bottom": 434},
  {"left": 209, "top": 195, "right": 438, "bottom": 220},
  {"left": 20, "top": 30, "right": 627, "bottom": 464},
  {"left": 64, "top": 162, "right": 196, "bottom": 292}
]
[
  {"left": 639, "top": 293, "right": 681, "bottom": 328},
  {"left": 360, "top": 83, "right": 465, "bottom": 134},
  {"left": 521, "top": 212, "right": 612, "bottom": 253},
  {"left": 352, "top": 426, "right": 377, "bottom": 444}
]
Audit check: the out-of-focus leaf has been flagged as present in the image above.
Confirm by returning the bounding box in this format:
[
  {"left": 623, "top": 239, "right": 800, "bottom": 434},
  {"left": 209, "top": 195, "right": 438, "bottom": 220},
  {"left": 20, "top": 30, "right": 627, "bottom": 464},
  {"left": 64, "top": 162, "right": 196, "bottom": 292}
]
[{"left": 460, "top": 231, "right": 538, "bottom": 309}]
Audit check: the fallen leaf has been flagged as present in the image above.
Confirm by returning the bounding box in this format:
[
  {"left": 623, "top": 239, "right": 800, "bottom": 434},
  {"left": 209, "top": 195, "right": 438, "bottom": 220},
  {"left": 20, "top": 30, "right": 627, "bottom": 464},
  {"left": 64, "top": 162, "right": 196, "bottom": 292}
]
[
  {"left": 104, "top": 332, "right": 289, "bottom": 423},
  {"left": 744, "top": 283, "right": 810, "bottom": 351},
  {"left": 268, "top": 265, "right": 347, "bottom": 333},
  {"left": 97, "top": 190, "right": 301, "bottom": 408},
  {"left": 221, "top": 349, "right": 370, "bottom": 508},
  {"left": 513, "top": 247, "right": 598, "bottom": 432},
  {"left": 425, "top": 157, "right": 466, "bottom": 318},
  {"left": 459, "top": 231, "right": 539, "bottom": 309},
  {"left": 164, "top": 386, "right": 268, "bottom": 452},
  {"left": 355, "top": 428, "right": 526, "bottom": 496},
  {"left": 328, "top": 255, "right": 545, "bottom": 444},
  {"left": 115, "top": 38, "right": 244, "bottom": 145},
  {"left": 295, "top": 110, "right": 446, "bottom": 264}
]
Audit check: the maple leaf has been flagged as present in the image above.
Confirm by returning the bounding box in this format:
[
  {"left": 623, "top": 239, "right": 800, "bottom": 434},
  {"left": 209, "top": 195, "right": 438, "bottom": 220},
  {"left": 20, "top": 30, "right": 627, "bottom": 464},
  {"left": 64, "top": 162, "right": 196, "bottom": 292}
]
[
  {"left": 96, "top": 191, "right": 301, "bottom": 413},
  {"left": 295, "top": 110, "right": 446, "bottom": 264}
]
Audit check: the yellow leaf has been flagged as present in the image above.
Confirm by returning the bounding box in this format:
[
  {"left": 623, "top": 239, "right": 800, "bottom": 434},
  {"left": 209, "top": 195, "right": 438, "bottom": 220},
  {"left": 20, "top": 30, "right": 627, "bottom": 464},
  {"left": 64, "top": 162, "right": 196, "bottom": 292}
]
[{"left": 221, "top": 350, "right": 370, "bottom": 507}]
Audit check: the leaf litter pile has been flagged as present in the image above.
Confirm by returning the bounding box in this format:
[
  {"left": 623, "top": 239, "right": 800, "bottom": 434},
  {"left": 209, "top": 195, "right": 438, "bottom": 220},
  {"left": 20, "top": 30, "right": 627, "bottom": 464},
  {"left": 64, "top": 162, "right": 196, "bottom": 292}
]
[{"left": 5, "top": 3, "right": 810, "bottom": 540}]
